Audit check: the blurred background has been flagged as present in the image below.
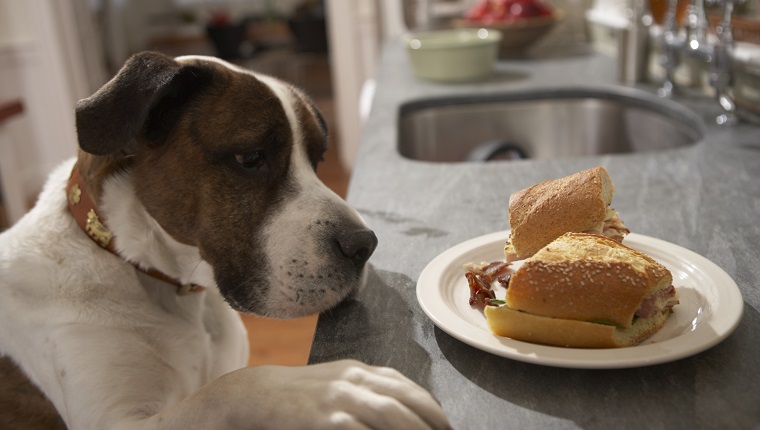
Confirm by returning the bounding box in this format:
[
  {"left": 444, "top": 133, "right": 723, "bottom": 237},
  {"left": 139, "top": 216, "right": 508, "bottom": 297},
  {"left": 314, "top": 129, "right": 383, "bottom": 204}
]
[{"left": 0, "top": 0, "right": 614, "bottom": 230}]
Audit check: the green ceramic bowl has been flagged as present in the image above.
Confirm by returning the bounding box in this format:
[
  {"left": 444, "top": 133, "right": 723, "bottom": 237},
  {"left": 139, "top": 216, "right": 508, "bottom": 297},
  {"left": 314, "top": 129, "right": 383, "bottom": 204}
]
[{"left": 405, "top": 28, "right": 502, "bottom": 82}]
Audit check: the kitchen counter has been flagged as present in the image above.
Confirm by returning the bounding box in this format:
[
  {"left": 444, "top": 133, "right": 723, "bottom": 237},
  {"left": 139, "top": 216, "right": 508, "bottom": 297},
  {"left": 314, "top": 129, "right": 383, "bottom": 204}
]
[{"left": 308, "top": 42, "right": 760, "bottom": 429}]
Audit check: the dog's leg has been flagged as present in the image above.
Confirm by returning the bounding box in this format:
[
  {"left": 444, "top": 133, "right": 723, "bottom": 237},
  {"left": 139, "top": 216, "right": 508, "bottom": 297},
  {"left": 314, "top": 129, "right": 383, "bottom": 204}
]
[
  {"left": 137, "top": 360, "right": 449, "bottom": 430},
  {"left": 28, "top": 323, "right": 448, "bottom": 430}
]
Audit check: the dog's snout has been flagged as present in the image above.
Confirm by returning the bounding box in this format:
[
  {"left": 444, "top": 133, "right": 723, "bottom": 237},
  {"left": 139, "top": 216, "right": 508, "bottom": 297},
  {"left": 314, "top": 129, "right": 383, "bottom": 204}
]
[{"left": 337, "top": 228, "right": 378, "bottom": 269}]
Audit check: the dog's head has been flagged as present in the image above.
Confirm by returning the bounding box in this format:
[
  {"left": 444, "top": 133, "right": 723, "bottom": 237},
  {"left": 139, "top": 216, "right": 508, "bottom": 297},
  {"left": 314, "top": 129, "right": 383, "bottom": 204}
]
[{"left": 74, "top": 52, "right": 377, "bottom": 318}]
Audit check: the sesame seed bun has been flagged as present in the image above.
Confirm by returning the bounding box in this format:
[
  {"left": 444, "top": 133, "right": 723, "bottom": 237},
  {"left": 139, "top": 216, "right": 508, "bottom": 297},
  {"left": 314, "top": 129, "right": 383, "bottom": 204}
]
[
  {"left": 486, "top": 233, "right": 675, "bottom": 348},
  {"left": 504, "top": 166, "right": 617, "bottom": 262}
]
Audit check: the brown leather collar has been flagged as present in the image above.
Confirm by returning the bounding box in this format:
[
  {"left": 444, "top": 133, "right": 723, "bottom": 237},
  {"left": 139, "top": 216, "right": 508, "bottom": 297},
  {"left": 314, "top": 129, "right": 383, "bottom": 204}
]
[{"left": 66, "top": 163, "right": 205, "bottom": 295}]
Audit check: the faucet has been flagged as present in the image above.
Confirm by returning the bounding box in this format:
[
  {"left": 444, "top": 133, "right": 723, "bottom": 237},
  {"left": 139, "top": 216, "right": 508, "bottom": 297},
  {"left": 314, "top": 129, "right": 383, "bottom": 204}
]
[{"left": 658, "top": 0, "right": 745, "bottom": 125}]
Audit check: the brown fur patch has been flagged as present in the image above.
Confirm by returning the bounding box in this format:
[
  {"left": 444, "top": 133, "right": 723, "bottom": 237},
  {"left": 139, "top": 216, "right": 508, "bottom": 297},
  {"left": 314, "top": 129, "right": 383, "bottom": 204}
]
[{"left": 128, "top": 61, "right": 294, "bottom": 247}]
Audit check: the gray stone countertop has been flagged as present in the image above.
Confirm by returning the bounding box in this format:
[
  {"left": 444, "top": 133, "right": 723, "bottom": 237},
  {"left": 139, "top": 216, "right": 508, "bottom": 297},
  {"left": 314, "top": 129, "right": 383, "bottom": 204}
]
[{"left": 309, "top": 42, "right": 760, "bottom": 429}]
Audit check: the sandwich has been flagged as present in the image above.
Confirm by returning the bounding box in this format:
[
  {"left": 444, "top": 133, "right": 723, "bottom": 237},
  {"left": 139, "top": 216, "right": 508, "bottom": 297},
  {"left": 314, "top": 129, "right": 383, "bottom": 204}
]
[
  {"left": 504, "top": 166, "right": 629, "bottom": 263},
  {"left": 485, "top": 232, "right": 678, "bottom": 348}
]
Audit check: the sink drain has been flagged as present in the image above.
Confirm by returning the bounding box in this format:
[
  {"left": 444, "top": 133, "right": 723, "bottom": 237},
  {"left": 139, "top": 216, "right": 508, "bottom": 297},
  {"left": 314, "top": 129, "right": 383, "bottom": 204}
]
[{"left": 466, "top": 140, "right": 528, "bottom": 162}]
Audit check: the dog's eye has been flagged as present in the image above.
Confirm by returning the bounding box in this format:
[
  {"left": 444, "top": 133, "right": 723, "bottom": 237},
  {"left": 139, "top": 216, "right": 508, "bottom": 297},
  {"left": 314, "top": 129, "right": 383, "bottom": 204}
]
[{"left": 234, "top": 152, "right": 264, "bottom": 169}]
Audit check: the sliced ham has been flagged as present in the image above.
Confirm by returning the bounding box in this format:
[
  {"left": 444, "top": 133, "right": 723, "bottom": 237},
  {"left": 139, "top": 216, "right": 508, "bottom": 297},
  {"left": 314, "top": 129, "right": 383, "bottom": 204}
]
[{"left": 636, "top": 285, "right": 679, "bottom": 318}]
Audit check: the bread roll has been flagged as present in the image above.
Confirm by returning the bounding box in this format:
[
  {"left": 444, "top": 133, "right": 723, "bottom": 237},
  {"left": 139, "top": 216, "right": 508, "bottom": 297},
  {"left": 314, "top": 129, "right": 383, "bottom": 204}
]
[
  {"left": 486, "top": 233, "right": 677, "bottom": 348},
  {"left": 504, "top": 166, "right": 626, "bottom": 262}
]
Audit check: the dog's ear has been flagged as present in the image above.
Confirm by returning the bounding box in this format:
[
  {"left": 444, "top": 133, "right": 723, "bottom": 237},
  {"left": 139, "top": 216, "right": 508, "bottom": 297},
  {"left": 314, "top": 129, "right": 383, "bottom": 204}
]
[{"left": 75, "top": 51, "right": 211, "bottom": 155}]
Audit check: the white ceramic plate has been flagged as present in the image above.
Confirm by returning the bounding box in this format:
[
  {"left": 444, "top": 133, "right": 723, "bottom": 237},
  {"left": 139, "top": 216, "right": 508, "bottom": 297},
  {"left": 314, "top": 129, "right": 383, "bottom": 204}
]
[{"left": 416, "top": 232, "right": 744, "bottom": 369}]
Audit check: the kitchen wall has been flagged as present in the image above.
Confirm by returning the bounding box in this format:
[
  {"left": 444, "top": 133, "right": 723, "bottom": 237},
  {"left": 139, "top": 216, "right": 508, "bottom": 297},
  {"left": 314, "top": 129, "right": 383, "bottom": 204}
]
[
  {"left": 326, "top": 0, "right": 384, "bottom": 169},
  {"left": 0, "top": 0, "right": 103, "bottom": 223},
  {"left": 101, "top": 0, "right": 307, "bottom": 69}
]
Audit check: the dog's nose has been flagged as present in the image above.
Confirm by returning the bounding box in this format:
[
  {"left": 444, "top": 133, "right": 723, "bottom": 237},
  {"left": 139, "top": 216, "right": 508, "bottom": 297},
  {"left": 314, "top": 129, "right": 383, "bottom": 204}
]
[{"left": 337, "top": 228, "right": 378, "bottom": 269}]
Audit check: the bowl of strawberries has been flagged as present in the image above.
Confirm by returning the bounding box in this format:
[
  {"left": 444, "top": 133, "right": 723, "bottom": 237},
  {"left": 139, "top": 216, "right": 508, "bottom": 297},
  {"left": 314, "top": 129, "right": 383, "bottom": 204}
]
[{"left": 455, "top": 0, "right": 561, "bottom": 56}]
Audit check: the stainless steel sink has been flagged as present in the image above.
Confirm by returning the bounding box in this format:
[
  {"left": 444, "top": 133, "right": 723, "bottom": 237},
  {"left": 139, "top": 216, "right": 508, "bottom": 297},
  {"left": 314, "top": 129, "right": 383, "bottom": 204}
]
[{"left": 398, "top": 88, "right": 705, "bottom": 162}]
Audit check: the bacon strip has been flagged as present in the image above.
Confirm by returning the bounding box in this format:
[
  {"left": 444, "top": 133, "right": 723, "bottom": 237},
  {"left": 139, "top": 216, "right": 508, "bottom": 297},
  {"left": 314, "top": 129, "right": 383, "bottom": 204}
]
[
  {"left": 464, "top": 261, "right": 510, "bottom": 282},
  {"left": 466, "top": 272, "right": 495, "bottom": 307},
  {"left": 465, "top": 261, "right": 511, "bottom": 308}
]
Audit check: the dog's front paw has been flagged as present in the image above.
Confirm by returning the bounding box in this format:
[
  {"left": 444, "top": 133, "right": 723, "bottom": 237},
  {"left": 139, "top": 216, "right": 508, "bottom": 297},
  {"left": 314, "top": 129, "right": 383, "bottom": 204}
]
[{"left": 244, "top": 359, "right": 450, "bottom": 430}]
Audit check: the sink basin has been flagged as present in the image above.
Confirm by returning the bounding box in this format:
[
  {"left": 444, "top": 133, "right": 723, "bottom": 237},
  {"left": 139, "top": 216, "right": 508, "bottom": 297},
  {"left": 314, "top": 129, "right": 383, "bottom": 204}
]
[{"left": 397, "top": 88, "right": 705, "bottom": 162}]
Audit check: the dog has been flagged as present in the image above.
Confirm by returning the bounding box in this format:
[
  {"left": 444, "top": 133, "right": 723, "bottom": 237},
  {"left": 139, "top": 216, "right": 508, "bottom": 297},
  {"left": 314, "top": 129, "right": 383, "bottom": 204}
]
[{"left": 0, "top": 52, "right": 449, "bottom": 430}]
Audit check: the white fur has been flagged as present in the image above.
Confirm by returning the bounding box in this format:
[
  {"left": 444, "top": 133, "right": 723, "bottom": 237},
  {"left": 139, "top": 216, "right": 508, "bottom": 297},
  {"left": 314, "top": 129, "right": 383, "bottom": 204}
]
[
  {"left": 100, "top": 171, "right": 216, "bottom": 289},
  {"left": 0, "top": 57, "right": 449, "bottom": 430},
  {"left": 257, "top": 73, "right": 370, "bottom": 316},
  {"left": 0, "top": 160, "right": 248, "bottom": 428}
]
